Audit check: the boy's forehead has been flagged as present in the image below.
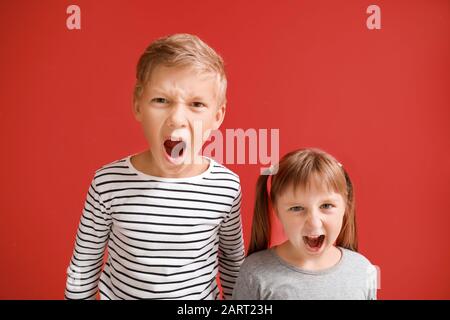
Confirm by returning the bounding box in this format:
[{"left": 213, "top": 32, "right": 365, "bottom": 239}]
[
  {"left": 146, "top": 65, "right": 220, "bottom": 98},
  {"left": 149, "top": 65, "right": 218, "bottom": 85}
]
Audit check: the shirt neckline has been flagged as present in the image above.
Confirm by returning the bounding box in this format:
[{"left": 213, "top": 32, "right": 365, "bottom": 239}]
[{"left": 126, "top": 154, "right": 214, "bottom": 182}]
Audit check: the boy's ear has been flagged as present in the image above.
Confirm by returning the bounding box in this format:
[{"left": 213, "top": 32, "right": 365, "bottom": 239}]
[{"left": 212, "top": 104, "right": 226, "bottom": 130}]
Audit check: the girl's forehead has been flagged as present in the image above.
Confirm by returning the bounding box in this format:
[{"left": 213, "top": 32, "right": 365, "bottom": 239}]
[{"left": 277, "top": 180, "right": 344, "bottom": 203}]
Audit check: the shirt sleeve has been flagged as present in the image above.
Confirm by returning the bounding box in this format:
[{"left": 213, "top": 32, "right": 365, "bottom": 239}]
[
  {"left": 65, "top": 176, "right": 112, "bottom": 299},
  {"left": 232, "top": 264, "right": 258, "bottom": 300},
  {"left": 366, "top": 264, "right": 378, "bottom": 300},
  {"left": 218, "top": 186, "right": 245, "bottom": 299}
]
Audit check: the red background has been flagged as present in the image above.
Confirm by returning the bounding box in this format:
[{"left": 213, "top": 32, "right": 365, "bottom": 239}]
[{"left": 0, "top": 0, "right": 449, "bottom": 299}]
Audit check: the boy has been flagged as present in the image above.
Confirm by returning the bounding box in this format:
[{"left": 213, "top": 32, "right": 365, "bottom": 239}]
[{"left": 65, "top": 34, "right": 245, "bottom": 299}]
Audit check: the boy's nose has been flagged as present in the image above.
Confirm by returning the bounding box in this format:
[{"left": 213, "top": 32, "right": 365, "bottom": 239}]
[{"left": 167, "top": 103, "right": 188, "bottom": 128}]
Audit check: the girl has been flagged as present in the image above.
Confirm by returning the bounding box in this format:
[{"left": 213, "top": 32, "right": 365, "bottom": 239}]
[{"left": 233, "top": 148, "right": 377, "bottom": 300}]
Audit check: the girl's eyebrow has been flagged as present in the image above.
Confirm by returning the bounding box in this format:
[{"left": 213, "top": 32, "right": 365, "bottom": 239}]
[
  {"left": 320, "top": 195, "right": 341, "bottom": 202},
  {"left": 283, "top": 196, "right": 340, "bottom": 206},
  {"left": 284, "top": 201, "right": 305, "bottom": 206}
]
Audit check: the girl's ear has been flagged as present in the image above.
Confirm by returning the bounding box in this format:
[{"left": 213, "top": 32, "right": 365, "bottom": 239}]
[
  {"left": 133, "top": 99, "right": 143, "bottom": 122},
  {"left": 272, "top": 205, "right": 280, "bottom": 218}
]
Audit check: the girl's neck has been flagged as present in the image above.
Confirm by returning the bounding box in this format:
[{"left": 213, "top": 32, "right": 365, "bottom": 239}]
[{"left": 275, "top": 241, "right": 342, "bottom": 271}]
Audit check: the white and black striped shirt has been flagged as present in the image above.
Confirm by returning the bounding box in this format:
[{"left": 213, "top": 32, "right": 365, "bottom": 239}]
[{"left": 65, "top": 155, "right": 245, "bottom": 300}]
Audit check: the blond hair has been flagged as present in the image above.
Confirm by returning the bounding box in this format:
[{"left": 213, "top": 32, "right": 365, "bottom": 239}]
[
  {"left": 248, "top": 148, "right": 358, "bottom": 256},
  {"left": 133, "top": 33, "right": 227, "bottom": 106}
]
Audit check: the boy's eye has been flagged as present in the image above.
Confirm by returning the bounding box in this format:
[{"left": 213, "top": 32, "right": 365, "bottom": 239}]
[
  {"left": 191, "top": 102, "right": 206, "bottom": 108},
  {"left": 151, "top": 97, "right": 168, "bottom": 104},
  {"left": 321, "top": 203, "right": 334, "bottom": 210},
  {"left": 288, "top": 206, "right": 304, "bottom": 212}
]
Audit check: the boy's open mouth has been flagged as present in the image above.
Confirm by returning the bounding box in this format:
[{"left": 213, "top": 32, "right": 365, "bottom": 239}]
[
  {"left": 163, "top": 138, "right": 186, "bottom": 159},
  {"left": 303, "top": 235, "right": 325, "bottom": 252}
]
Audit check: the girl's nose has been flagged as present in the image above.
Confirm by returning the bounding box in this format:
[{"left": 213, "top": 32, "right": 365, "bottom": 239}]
[{"left": 305, "top": 211, "right": 323, "bottom": 230}]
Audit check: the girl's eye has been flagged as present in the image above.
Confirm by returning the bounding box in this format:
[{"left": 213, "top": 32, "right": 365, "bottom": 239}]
[
  {"left": 288, "top": 206, "right": 304, "bottom": 212},
  {"left": 151, "top": 97, "right": 168, "bottom": 104},
  {"left": 191, "top": 102, "right": 206, "bottom": 108},
  {"left": 321, "top": 203, "right": 334, "bottom": 210}
]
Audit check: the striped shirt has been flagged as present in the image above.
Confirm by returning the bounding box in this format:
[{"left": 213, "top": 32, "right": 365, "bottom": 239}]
[{"left": 65, "top": 155, "right": 245, "bottom": 300}]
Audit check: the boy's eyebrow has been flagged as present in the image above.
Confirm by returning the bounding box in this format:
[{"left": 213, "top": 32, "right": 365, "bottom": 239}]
[
  {"left": 190, "top": 95, "right": 208, "bottom": 101},
  {"left": 148, "top": 88, "right": 209, "bottom": 101},
  {"left": 148, "top": 87, "right": 169, "bottom": 95}
]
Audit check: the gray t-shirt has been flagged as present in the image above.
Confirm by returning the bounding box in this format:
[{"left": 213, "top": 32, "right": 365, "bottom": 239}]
[{"left": 232, "top": 247, "right": 377, "bottom": 300}]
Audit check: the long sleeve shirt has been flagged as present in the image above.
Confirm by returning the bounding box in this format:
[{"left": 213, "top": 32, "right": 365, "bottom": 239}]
[{"left": 65, "top": 155, "right": 245, "bottom": 300}]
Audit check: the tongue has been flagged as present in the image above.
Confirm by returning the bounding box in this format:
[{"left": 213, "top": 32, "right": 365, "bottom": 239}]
[
  {"left": 164, "top": 140, "right": 181, "bottom": 149},
  {"left": 306, "top": 236, "right": 322, "bottom": 248},
  {"left": 164, "top": 140, "right": 184, "bottom": 158}
]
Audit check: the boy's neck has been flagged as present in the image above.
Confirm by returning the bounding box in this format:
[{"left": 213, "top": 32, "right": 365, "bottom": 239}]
[{"left": 131, "top": 150, "right": 210, "bottom": 179}]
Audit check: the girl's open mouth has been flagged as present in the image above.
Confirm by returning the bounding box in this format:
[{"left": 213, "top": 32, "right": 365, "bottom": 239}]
[
  {"left": 163, "top": 138, "right": 186, "bottom": 161},
  {"left": 303, "top": 235, "right": 325, "bottom": 252}
]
